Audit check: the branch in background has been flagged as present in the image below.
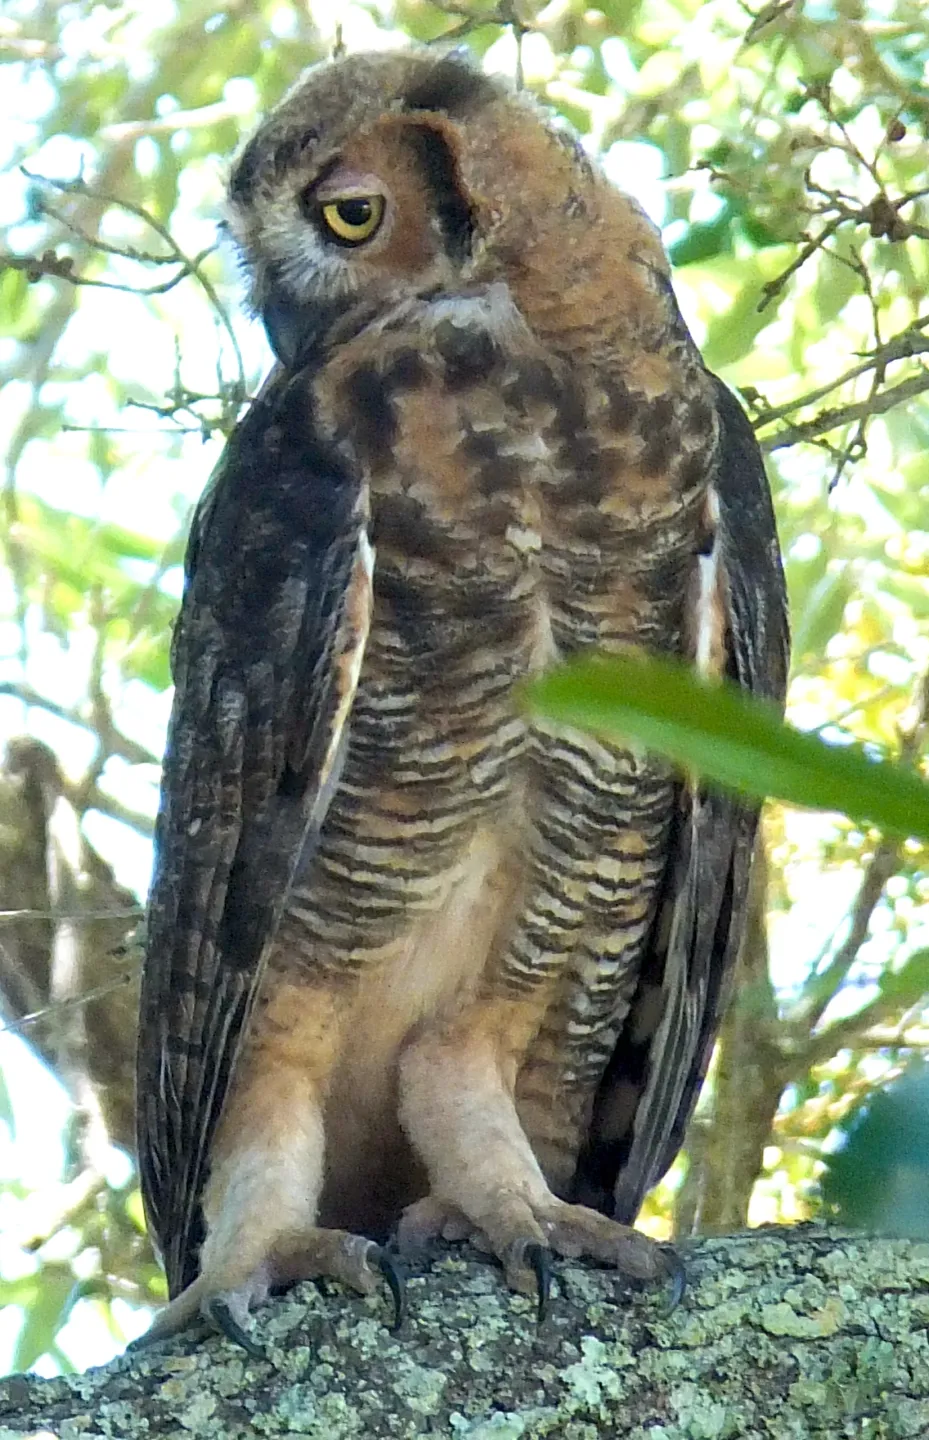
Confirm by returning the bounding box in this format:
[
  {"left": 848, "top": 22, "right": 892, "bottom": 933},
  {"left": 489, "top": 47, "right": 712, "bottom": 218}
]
[
  {"left": 20, "top": 170, "right": 246, "bottom": 417},
  {"left": 684, "top": 844, "right": 788, "bottom": 1232},
  {"left": 0, "top": 739, "right": 141, "bottom": 1154},
  {"left": 785, "top": 838, "right": 903, "bottom": 1036},
  {"left": 0, "top": 680, "right": 158, "bottom": 769},
  {"left": 125, "top": 388, "right": 243, "bottom": 438},
  {"left": 801, "top": 997, "right": 929, "bottom": 1069},
  {"left": 71, "top": 782, "right": 155, "bottom": 837},
  {"left": 748, "top": 314, "right": 929, "bottom": 429},
  {"left": 753, "top": 83, "right": 928, "bottom": 308},
  {"left": 857, "top": 1023, "right": 929, "bottom": 1047},
  {"left": 759, "top": 369, "right": 929, "bottom": 452},
  {"left": 688, "top": 668, "right": 929, "bottom": 1233},
  {"left": 0, "top": 967, "right": 139, "bottom": 1041},
  {"left": 0, "top": 245, "right": 219, "bottom": 299},
  {"left": 99, "top": 99, "right": 243, "bottom": 143}
]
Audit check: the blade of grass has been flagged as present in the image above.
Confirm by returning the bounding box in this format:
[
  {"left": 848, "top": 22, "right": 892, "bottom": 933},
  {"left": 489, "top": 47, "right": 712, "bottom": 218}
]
[{"left": 528, "top": 653, "right": 929, "bottom": 842}]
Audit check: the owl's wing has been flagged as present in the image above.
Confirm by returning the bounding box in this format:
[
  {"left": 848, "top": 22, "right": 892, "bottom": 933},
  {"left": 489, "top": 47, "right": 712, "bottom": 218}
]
[
  {"left": 137, "top": 368, "right": 372, "bottom": 1296},
  {"left": 581, "top": 377, "right": 789, "bottom": 1223}
]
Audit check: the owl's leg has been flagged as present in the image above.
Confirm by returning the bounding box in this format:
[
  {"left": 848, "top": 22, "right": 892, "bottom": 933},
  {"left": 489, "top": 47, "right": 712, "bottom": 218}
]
[
  {"left": 397, "top": 998, "right": 673, "bottom": 1312},
  {"left": 138, "top": 981, "right": 403, "bottom": 1352}
]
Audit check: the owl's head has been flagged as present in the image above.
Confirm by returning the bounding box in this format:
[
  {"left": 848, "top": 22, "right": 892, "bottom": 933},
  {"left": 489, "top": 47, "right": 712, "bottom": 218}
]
[{"left": 226, "top": 50, "right": 665, "bottom": 367}]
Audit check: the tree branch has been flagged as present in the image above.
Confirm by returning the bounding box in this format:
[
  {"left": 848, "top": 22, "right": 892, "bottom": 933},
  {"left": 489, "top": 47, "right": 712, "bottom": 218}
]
[
  {"left": 749, "top": 314, "right": 929, "bottom": 430},
  {"left": 1, "top": 1228, "right": 927, "bottom": 1435},
  {"left": 759, "top": 369, "right": 929, "bottom": 452},
  {"left": 0, "top": 682, "right": 159, "bottom": 769}
]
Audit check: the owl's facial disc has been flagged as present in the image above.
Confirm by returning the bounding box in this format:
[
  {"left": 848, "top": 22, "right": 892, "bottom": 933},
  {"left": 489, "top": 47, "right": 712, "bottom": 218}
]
[{"left": 241, "top": 119, "right": 477, "bottom": 367}]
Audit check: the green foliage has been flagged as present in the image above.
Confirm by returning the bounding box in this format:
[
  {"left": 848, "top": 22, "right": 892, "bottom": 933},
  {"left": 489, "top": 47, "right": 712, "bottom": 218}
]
[
  {"left": 7, "top": 1266, "right": 76, "bottom": 1375},
  {"left": 530, "top": 654, "right": 929, "bottom": 840},
  {"left": 822, "top": 1063, "right": 929, "bottom": 1239}
]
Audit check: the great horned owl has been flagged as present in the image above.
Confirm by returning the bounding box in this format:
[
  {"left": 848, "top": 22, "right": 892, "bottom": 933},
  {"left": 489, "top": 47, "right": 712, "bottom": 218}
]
[{"left": 137, "top": 48, "right": 788, "bottom": 1345}]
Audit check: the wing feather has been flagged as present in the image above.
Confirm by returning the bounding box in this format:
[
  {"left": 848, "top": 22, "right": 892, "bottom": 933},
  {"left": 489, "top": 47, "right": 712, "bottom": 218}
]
[
  {"left": 579, "top": 377, "right": 788, "bottom": 1221},
  {"left": 137, "top": 368, "right": 372, "bottom": 1295}
]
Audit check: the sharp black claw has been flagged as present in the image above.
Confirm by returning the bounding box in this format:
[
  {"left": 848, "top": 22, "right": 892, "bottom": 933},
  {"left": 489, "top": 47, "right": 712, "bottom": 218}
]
[
  {"left": 659, "top": 1245, "right": 686, "bottom": 1313},
  {"left": 373, "top": 1245, "right": 407, "bottom": 1332},
  {"left": 206, "top": 1298, "right": 267, "bottom": 1361},
  {"left": 524, "top": 1242, "right": 552, "bottom": 1323}
]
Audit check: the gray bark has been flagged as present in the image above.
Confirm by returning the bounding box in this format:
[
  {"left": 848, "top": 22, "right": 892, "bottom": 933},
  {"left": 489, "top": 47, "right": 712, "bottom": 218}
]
[{"left": 1, "top": 1226, "right": 928, "bottom": 1438}]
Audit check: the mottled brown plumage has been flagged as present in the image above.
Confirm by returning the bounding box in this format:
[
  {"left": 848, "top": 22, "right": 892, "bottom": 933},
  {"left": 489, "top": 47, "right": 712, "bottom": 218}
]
[{"left": 137, "top": 49, "right": 788, "bottom": 1341}]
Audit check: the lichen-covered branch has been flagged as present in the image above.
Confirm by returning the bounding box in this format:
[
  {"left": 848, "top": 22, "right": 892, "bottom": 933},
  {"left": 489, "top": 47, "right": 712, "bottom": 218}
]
[{"left": 1, "top": 1227, "right": 928, "bottom": 1439}]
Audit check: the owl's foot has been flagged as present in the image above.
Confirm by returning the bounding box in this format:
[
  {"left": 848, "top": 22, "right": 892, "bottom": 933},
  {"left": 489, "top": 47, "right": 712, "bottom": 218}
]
[
  {"left": 397, "top": 1193, "right": 680, "bottom": 1319},
  {"left": 132, "top": 1230, "right": 405, "bottom": 1355}
]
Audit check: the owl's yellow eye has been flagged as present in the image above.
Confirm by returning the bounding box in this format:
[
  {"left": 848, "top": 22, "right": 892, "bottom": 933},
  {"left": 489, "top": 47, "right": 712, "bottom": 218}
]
[{"left": 320, "top": 195, "right": 385, "bottom": 246}]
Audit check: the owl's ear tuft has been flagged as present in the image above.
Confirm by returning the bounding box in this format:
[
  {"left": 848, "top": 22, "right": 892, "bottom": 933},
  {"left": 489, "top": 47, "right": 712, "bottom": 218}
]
[{"left": 400, "top": 56, "right": 499, "bottom": 118}]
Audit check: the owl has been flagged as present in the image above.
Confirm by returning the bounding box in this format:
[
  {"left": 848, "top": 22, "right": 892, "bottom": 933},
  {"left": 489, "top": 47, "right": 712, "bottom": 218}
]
[{"left": 136, "top": 48, "right": 788, "bottom": 1348}]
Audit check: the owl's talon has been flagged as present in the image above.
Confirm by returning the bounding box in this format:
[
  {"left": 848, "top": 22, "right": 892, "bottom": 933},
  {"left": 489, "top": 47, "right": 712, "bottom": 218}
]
[
  {"left": 659, "top": 1244, "right": 686, "bottom": 1313},
  {"left": 373, "top": 1244, "right": 407, "bottom": 1331},
  {"left": 206, "top": 1298, "right": 266, "bottom": 1360},
  {"left": 522, "top": 1241, "right": 552, "bottom": 1323}
]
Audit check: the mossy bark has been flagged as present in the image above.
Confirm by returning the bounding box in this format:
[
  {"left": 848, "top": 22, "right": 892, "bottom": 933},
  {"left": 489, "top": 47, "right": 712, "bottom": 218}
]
[{"left": 2, "top": 1226, "right": 929, "bottom": 1439}]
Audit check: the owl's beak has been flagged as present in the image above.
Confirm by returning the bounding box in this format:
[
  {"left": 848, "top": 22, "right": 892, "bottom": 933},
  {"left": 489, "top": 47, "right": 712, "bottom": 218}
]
[
  {"left": 260, "top": 285, "right": 380, "bottom": 368},
  {"left": 261, "top": 289, "right": 355, "bottom": 369}
]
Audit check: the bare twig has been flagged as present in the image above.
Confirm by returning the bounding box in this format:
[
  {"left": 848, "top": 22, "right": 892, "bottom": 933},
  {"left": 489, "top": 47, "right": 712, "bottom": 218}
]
[
  {"left": 757, "top": 215, "right": 843, "bottom": 310},
  {"left": 759, "top": 369, "right": 929, "bottom": 451},
  {"left": 0, "top": 908, "right": 141, "bottom": 923},
  {"left": 20, "top": 170, "right": 246, "bottom": 417},
  {"left": 0, "top": 681, "right": 159, "bottom": 768},
  {"left": 0, "top": 969, "right": 138, "bottom": 1037},
  {"left": 749, "top": 315, "right": 929, "bottom": 429},
  {"left": 785, "top": 839, "right": 904, "bottom": 1037}
]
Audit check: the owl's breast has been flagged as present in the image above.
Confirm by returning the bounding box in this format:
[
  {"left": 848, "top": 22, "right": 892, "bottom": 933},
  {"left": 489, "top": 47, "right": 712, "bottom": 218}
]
[
  {"left": 272, "top": 290, "right": 709, "bottom": 1192},
  {"left": 307, "top": 287, "right": 715, "bottom": 810}
]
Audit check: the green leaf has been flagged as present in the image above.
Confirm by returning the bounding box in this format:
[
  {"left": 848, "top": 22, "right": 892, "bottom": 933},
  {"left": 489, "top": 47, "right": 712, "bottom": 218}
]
[
  {"left": 11, "top": 1263, "right": 76, "bottom": 1373},
  {"left": 877, "top": 948, "right": 929, "bottom": 1008},
  {"left": 692, "top": 251, "right": 793, "bottom": 370},
  {"left": 528, "top": 653, "right": 929, "bottom": 841},
  {"left": 668, "top": 208, "right": 735, "bottom": 267},
  {"left": 822, "top": 1063, "right": 929, "bottom": 1238}
]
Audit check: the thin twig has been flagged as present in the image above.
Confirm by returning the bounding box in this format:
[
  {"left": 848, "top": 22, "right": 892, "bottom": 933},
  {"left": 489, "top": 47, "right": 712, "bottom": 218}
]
[
  {"left": 21, "top": 169, "right": 246, "bottom": 414},
  {"left": 0, "top": 681, "right": 159, "bottom": 768},
  {"left": 0, "top": 908, "right": 142, "bottom": 923},
  {"left": 760, "top": 369, "right": 929, "bottom": 451},
  {"left": 0, "top": 969, "right": 138, "bottom": 1036},
  {"left": 750, "top": 315, "right": 929, "bottom": 429}
]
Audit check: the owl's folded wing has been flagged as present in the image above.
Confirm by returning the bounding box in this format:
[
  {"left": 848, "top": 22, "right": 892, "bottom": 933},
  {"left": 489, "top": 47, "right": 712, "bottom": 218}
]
[
  {"left": 581, "top": 377, "right": 789, "bottom": 1222},
  {"left": 137, "top": 369, "right": 372, "bottom": 1296}
]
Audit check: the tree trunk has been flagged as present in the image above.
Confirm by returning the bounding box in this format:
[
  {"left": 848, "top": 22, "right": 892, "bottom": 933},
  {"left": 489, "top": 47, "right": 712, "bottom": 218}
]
[
  {"left": 2, "top": 1226, "right": 928, "bottom": 1438},
  {"left": 0, "top": 738, "right": 140, "bottom": 1157}
]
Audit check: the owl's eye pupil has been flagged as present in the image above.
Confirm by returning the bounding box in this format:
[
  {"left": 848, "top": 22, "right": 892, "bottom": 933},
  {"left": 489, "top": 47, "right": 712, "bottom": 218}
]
[
  {"left": 318, "top": 193, "right": 385, "bottom": 246},
  {"left": 337, "top": 199, "right": 371, "bottom": 228}
]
